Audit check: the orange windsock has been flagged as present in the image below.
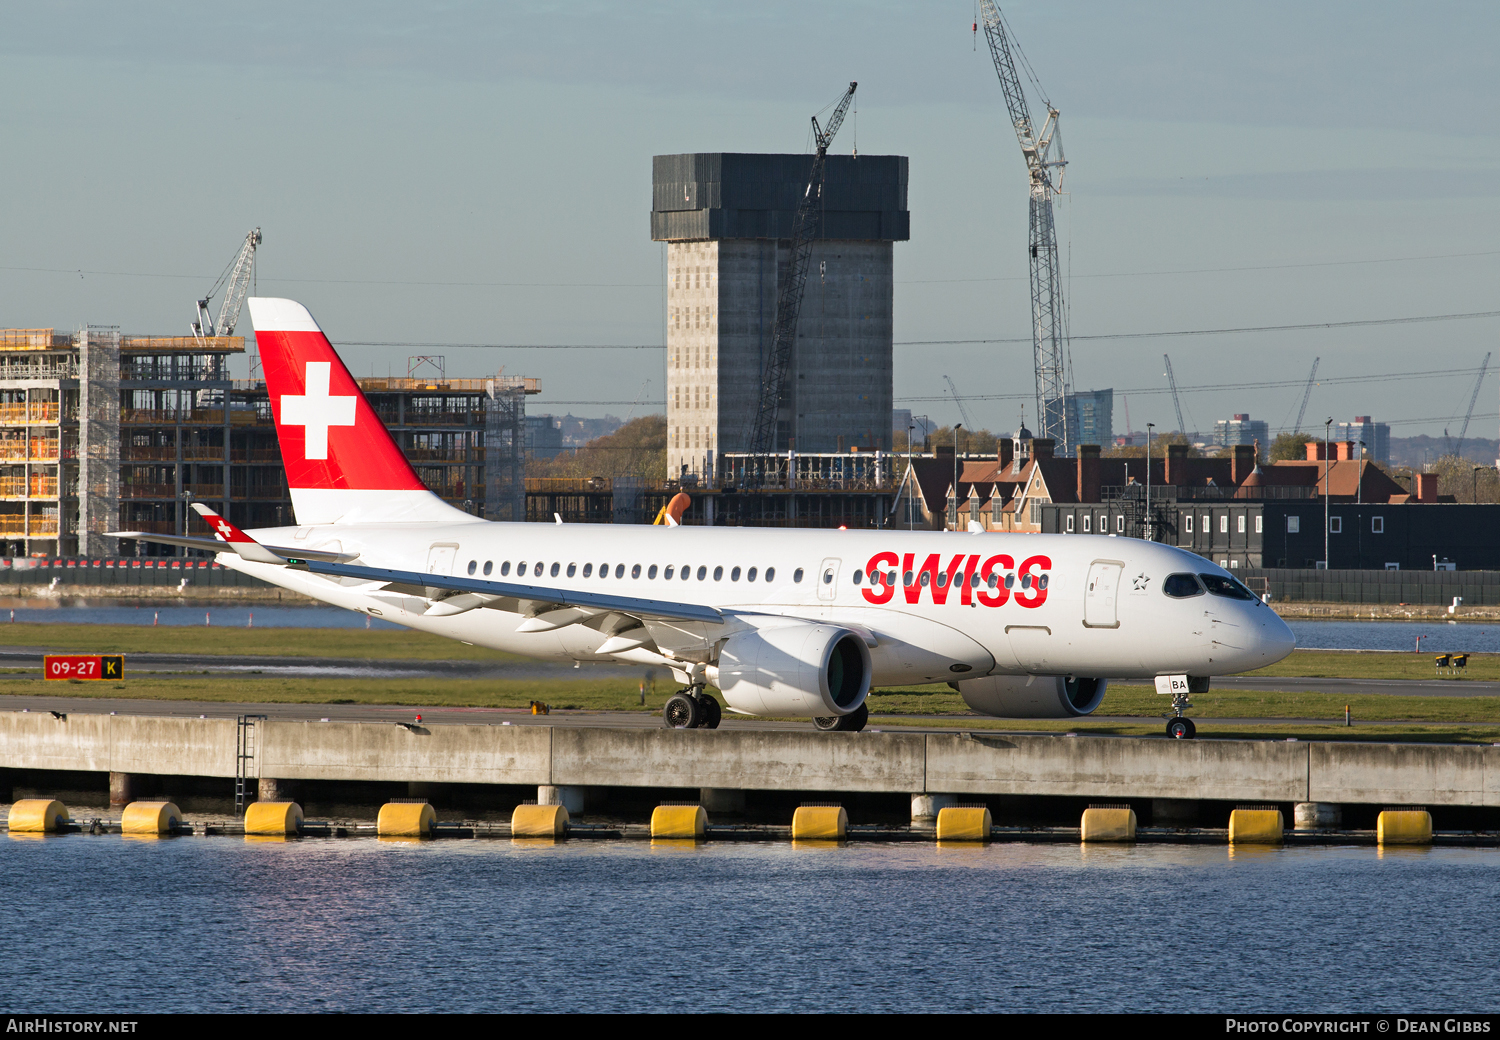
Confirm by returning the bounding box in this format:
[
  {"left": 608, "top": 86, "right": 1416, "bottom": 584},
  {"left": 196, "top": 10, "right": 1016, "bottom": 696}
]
[{"left": 665, "top": 492, "right": 692, "bottom": 525}]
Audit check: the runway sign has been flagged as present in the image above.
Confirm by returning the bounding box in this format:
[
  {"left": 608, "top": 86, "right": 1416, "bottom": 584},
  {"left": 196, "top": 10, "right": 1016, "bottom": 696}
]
[{"left": 44, "top": 655, "right": 124, "bottom": 681}]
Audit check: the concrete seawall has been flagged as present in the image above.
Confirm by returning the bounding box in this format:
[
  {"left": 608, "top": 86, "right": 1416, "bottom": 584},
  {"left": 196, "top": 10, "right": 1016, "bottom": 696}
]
[{"left": 2, "top": 712, "right": 1497, "bottom": 806}]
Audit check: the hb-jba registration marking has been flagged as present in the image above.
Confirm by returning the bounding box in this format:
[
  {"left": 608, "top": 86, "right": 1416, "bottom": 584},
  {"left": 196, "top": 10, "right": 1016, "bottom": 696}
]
[{"left": 44, "top": 655, "right": 124, "bottom": 680}]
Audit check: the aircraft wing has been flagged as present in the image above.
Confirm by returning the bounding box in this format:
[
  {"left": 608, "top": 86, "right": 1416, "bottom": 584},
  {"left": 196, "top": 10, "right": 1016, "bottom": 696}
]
[{"left": 297, "top": 559, "right": 725, "bottom": 626}]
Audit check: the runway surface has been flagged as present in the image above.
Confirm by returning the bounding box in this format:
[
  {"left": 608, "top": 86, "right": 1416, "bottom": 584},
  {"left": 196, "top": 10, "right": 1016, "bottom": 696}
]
[
  {"left": 0, "top": 648, "right": 638, "bottom": 682},
  {"left": 0, "top": 648, "right": 1493, "bottom": 698}
]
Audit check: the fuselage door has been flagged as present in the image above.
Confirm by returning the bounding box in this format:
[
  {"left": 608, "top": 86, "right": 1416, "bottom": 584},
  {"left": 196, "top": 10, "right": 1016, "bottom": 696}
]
[
  {"left": 817, "top": 557, "right": 841, "bottom": 602},
  {"left": 426, "top": 543, "right": 458, "bottom": 576},
  {"left": 1084, "top": 560, "right": 1123, "bottom": 629}
]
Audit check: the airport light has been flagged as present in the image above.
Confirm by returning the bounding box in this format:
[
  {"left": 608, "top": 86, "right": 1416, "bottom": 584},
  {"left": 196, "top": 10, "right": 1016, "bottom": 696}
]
[
  {"left": 1324, "top": 417, "right": 1332, "bottom": 570},
  {"left": 952, "top": 424, "right": 963, "bottom": 531},
  {"left": 907, "top": 423, "right": 915, "bottom": 530},
  {"left": 1145, "top": 423, "right": 1155, "bottom": 541}
]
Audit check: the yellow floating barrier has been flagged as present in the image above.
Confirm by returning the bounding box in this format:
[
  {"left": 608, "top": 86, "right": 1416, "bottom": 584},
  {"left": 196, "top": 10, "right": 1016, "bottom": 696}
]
[
  {"left": 936, "top": 806, "right": 992, "bottom": 842},
  {"left": 244, "top": 801, "right": 303, "bottom": 837},
  {"left": 1080, "top": 805, "right": 1136, "bottom": 842},
  {"left": 1377, "top": 810, "right": 1432, "bottom": 845},
  {"left": 1229, "top": 808, "right": 1284, "bottom": 844},
  {"left": 377, "top": 802, "right": 436, "bottom": 838},
  {"left": 121, "top": 801, "right": 182, "bottom": 835},
  {"left": 651, "top": 804, "right": 707, "bottom": 840},
  {"left": 7, "top": 799, "right": 69, "bottom": 833},
  {"left": 792, "top": 804, "right": 847, "bottom": 841},
  {"left": 511, "top": 803, "right": 569, "bottom": 838}
]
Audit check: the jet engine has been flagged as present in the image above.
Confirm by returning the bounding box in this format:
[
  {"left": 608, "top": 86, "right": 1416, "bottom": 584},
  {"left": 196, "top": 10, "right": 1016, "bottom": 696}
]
[
  {"left": 707, "top": 621, "right": 872, "bottom": 717},
  {"left": 953, "top": 675, "right": 1107, "bottom": 718}
]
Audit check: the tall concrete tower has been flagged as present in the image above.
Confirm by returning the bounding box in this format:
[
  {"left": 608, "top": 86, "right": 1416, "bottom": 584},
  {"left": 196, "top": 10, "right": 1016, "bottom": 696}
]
[{"left": 652, "top": 153, "right": 909, "bottom": 480}]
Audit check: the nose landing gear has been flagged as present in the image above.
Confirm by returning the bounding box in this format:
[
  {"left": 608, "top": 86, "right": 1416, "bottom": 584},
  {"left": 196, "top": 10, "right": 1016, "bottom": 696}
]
[
  {"left": 1156, "top": 675, "right": 1206, "bottom": 739},
  {"left": 663, "top": 686, "right": 722, "bottom": 730},
  {"left": 1166, "top": 716, "right": 1196, "bottom": 740},
  {"left": 1165, "top": 686, "right": 1196, "bottom": 739}
]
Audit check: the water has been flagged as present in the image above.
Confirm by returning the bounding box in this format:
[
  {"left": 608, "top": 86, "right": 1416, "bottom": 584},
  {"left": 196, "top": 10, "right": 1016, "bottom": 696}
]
[
  {"left": 1290, "top": 620, "right": 1500, "bottom": 653},
  {"left": 4, "top": 836, "right": 1497, "bottom": 1013}
]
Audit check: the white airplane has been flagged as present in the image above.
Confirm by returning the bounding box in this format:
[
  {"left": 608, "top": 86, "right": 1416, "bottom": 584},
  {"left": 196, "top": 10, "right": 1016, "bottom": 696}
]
[{"left": 113, "top": 297, "right": 1295, "bottom": 738}]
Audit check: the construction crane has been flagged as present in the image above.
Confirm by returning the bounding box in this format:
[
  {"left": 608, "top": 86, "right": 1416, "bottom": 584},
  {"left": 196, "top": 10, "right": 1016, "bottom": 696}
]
[
  {"left": 1163, "top": 354, "right": 1187, "bottom": 435},
  {"left": 193, "top": 228, "right": 262, "bottom": 376},
  {"left": 978, "top": 2, "right": 1070, "bottom": 453},
  {"left": 748, "top": 83, "right": 857, "bottom": 457},
  {"left": 193, "top": 228, "right": 260, "bottom": 340},
  {"left": 1454, "top": 351, "right": 1492, "bottom": 459},
  {"left": 1293, "top": 357, "right": 1321, "bottom": 435},
  {"left": 944, "top": 374, "right": 977, "bottom": 431}
]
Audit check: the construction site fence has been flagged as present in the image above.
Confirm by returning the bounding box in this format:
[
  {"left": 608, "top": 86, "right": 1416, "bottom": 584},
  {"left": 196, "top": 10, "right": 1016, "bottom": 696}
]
[
  {"left": 1242, "top": 568, "right": 1500, "bottom": 606},
  {"left": 0, "top": 556, "right": 272, "bottom": 587}
]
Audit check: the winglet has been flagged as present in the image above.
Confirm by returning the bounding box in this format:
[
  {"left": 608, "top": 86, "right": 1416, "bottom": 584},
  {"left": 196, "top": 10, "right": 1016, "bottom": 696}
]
[{"left": 191, "top": 503, "right": 287, "bottom": 564}]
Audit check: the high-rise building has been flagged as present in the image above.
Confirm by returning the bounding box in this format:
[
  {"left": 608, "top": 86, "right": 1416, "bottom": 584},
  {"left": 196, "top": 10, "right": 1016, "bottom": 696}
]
[
  {"left": 526, "top": 414, "right": 565, "bottom": 459},
  {"left": 1063, "top": 389, "right": 1113, "bottom": 450},
  {"left": 1215, "top": 413, "right": 1269, "bottom": 450},
  {"left": 1337, "top": 416, "right": 1390, "bottom": 465},
  {"left": 652, "top": 153, "right": 910, "bottom": 479}
]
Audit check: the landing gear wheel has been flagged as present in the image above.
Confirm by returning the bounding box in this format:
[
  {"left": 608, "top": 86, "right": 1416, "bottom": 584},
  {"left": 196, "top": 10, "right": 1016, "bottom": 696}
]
[
  {"left": 839, "top": 704, "right": 869, "bottom": 732},
  {"left": 813, "top": 704, "right": 869, "bottom": 733},
  {"left": 663, "top": 693, "right": 702, "bottom": 730},
  {"left": 1166, "top": 717, "right": 1196, "bottom": 740},
  {"left": 699, "top": 695, "right": 722, "bottom": 730}
]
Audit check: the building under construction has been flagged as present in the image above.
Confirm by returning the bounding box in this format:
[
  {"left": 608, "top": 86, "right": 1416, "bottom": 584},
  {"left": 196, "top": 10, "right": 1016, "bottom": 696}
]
[
  {"left": 0, "top": 328, "right": 537, "bottom": 556},
  {"left": 652, "top": 152, "right": 909, "bottom": 480}
]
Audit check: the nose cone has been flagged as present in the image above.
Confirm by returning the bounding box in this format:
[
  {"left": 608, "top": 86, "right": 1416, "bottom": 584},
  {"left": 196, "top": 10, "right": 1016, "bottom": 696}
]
[{"left": 1255, "top": 608, "right": 1297, "bottom": 665}]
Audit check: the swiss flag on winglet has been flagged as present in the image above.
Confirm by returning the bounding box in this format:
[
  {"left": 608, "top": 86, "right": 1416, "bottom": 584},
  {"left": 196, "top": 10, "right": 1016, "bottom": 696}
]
[
  {"left": 248, "top": 299, "right": 426, "bottom": 493},
  {"left": 191, "top": 502, "right": 255, "bottom": 543}
]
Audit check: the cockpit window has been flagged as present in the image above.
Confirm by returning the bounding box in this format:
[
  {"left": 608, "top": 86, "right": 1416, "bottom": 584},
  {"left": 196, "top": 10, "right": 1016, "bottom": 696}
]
[
  {"left": 1163, "top": 573, "right": 1204, "bottom": 598},
  {"left": 1199, "top": 573, "right": 1256, "bottom": 600}
]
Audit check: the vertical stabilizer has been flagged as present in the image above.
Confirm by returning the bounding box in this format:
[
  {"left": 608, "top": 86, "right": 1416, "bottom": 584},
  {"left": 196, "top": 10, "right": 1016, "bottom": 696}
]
[{"left": 247, "top": 298, "right": 477, "bottom": 525}]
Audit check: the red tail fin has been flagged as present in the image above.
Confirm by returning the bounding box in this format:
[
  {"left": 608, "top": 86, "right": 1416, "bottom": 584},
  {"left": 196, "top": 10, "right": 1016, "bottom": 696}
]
[{"left": 247, "top": 298, "right": 473, "bottom": 526}]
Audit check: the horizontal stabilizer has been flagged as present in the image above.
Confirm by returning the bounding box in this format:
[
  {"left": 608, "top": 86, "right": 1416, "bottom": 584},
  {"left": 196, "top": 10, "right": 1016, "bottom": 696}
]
[{"left": 105, "top": 530, "right": 356, "bottom": 563}]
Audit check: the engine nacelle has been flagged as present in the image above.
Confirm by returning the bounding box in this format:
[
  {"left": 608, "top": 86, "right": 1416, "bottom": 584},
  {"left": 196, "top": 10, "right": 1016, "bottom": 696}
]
[
  {"left": 954, "top": 675, "right": 1107, "bottom": 718},
  {"left": 707, "top": 621, "right": 872, "bottom": 717}
]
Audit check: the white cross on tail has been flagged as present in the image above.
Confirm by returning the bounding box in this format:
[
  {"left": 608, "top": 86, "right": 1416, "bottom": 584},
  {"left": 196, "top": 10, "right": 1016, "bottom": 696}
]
[{"left": 280, "top": 361, "right": 356, "bottom": 460}]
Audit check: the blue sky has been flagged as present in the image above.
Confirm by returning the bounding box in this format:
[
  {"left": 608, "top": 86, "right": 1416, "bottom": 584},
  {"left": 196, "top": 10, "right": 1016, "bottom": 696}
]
[{"left": 1, "top": 1, "right": 1497, "bottom": 440}]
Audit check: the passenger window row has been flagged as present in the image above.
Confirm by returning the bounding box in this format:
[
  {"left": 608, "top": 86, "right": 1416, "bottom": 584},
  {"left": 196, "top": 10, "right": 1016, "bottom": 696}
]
[
  {"left": 851, "top": 568, "right": 1046, "bottom": 590},
  {"left": 464, "top": 558, "right": 801, "bottom": 585}
]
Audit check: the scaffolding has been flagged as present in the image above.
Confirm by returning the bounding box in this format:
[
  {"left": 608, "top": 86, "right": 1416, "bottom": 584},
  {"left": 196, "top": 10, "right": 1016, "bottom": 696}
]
[
  {"left": 484, "top": 379, "right": 527, "bottom": 521},
  {"left": 78, "top": 327, "right": 120, "bottom": 556}
]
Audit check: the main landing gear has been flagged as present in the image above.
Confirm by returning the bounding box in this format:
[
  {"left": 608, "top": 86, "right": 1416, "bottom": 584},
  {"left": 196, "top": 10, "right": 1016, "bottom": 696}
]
[
  {"left": 663, "top": 686, "right": 721, "bottom": 730},
  {"left": 813, "top": 704, "right": 869, "bottom": 733}
]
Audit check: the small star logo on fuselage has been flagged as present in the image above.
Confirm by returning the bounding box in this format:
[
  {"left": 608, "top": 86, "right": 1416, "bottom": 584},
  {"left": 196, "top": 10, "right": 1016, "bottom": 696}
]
[{"left": 1132, "top": 573, "right": 1150, "bottom": 591}]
